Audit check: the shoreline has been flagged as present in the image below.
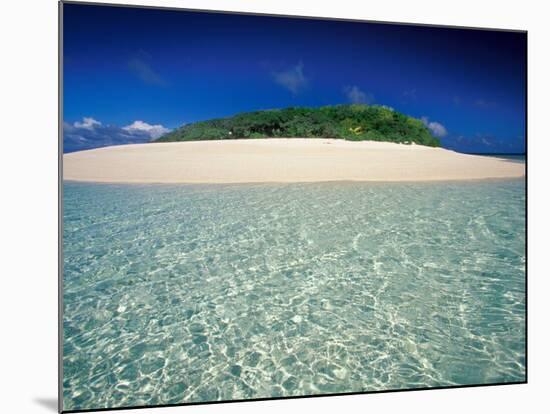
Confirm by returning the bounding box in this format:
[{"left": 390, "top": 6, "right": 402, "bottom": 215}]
[
  {"left": 62, "top": 176, "right": 525, "bottom": 187},
  {"left": 63, "top": 139, "right": 525, "bottom": 184}
]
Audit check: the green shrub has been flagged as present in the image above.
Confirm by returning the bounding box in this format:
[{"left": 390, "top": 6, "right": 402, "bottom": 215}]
[{"left": 156, "top": 104, "right": 440, "bottom": 147}]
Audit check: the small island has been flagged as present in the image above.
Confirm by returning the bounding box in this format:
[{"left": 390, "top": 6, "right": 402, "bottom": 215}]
[
  {"left": 156, "top": 104, "right": 441, "bottom": 147},
  {"left": 64, "top": 104, "right": 524, "bottom": 184}
]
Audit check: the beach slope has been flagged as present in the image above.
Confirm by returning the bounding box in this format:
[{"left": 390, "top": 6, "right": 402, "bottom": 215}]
[{"left": 63, "top": 139, "right": 524, "bottom": 184}]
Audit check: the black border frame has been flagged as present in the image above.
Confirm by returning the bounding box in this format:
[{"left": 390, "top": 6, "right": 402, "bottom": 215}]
[{"left": 58, "top": 1, "right": 528, "bottom": 412}]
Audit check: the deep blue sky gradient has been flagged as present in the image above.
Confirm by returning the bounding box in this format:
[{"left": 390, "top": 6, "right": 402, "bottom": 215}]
[{"left": 63, "top": 3, "right": 526, "bottom": 153}]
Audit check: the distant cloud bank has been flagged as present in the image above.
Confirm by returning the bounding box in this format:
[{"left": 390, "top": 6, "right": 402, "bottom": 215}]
[
  {"left": 64, "top": 117, "right": 170, "bottom": 153},
  {"left": 441, "top": 133, "right": 525, "bottom": 154},
  {"left": 122, "top": 120, "right": 170, "bottom": 139},
  {"left": 73, "top": 117, "right": 101, "bottom": 130}
]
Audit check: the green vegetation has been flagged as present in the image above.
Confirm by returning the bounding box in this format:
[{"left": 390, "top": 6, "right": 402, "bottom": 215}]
[{"left": 156, "top": 104, "right": 440, "bottom": 147}]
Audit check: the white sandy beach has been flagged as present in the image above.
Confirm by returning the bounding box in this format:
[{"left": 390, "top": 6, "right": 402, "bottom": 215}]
[{"left": 63, "top": 138, "right": 524, "bottom": 184}]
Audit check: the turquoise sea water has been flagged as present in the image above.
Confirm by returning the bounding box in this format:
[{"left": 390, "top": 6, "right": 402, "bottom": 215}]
[{"left": 63, "top": 180, "right": 526, "bottom": 411}]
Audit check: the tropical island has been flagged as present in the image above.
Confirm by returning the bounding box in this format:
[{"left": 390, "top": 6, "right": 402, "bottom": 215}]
[
  {"left": 63, "top": 104, "right": 524, "bottom": 184},
  {"left": 156, "top": 104, "right": 441, "bottom": 147}
]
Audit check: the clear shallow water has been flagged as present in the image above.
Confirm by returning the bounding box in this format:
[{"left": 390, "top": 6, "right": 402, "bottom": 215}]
[{"left": 63, "top": 180, "right": 526, "bottom": 411}]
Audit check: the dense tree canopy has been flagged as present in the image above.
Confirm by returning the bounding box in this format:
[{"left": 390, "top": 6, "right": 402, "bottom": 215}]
[{"left": 156, "top": 104, "right": 441, "bottom": 147}]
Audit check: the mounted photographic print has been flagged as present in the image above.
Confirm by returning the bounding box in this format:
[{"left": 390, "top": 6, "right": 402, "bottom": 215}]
[{"left": 60, "top": 1, "right": 527, "bottom": 412}]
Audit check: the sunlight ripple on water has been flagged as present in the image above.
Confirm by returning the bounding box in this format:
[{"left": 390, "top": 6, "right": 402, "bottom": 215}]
[{"left": 63, "top": 180, "right": 525, "bottom": 410}]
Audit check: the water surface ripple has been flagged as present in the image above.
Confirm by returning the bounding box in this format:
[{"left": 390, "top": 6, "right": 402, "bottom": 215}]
[{"left": 63, "top": 180, "right": 526, "bottom": 410}]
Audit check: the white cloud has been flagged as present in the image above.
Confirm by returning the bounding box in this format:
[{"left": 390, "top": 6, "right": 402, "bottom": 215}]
[
  {"left": 122, "top": 120, "right": 171, "bottom": 139},
  {"left": 64, "top": 117, "right": 171, "bottom": 153},
  {"left": 421, "top": 116, "right": 448, "bottom": 137},
  {"left": 73, "top": 117, "right": 101, "bottom": 130},
  {"left": 273, "top": 62, "right": 308, "bottom": 94},
  {"left": 474, "top": 99, "right": 496, "bottom": 108},
  {"left": 128, "top": 56, "right": 167, "bottom": 86},
  {"left": 344, "top": 85, "right": 374, "bottom": 104},
  {"left": 403, "top": 89, "right": 417, "bottom": 100}
]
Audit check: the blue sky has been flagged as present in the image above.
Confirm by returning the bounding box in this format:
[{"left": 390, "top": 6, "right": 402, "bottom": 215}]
[{"left": 63, "top": 3, "right": 526, "bottom": 153}]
